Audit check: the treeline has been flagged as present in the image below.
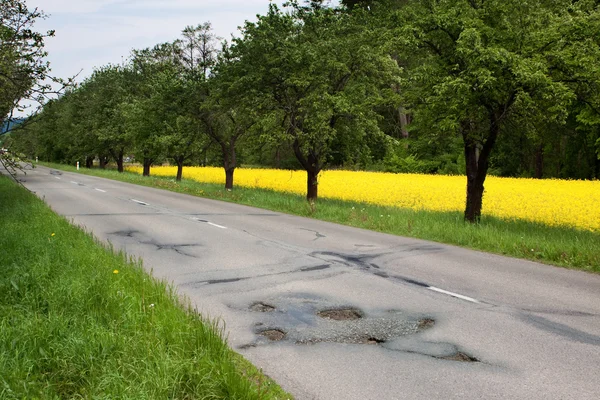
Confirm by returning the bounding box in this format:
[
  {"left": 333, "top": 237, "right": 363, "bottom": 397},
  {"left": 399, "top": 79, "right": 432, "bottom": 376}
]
[{"left": 12, "top": 0, "right": 600, "bottom": 221}]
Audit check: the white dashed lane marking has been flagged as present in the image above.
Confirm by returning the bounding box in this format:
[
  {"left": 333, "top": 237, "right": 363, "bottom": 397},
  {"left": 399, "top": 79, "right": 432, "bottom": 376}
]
[
  {"left": 95, "top": 188, "right": 106, "bottom": 193},
  {"left": 131, "top": 199, "right": 148, "bottom": 206},
  {"left": 428, "top": 286, "right": 480, "bottom": 304},
  {"left": 395, "top": 276, "right": 481, "bottom": 304},
  {"left": 193, "top": 218, "right": 228, "bottom": 230}
]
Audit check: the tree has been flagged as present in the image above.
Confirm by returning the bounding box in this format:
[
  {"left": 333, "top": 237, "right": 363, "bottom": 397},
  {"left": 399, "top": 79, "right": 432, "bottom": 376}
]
[
  {"left": 169, "top": 23, "right": 219, "bottom": 182},
  {"left": 177, "top": 23, "right": 219, "bottom": 83},
  {"left": 396, "top": 0, "right": 598, "bottom": 222},
  {"left": 126, "top": 44, "right": 183, "bottom": 176},
  {"left": 550, "top": 2, "right": 600, "bottom": 169},
  {"left": 82, "top": 66, "right": 133, "bottom": 172},
  {"left": 231, "top": 0, "right": 400, "bottom": 200},
  {"left": 196, "top": 48, "right": 259, "bottom": 190},
  {"left": 0, "top": 0, "right": 69, "bottom": 176}
]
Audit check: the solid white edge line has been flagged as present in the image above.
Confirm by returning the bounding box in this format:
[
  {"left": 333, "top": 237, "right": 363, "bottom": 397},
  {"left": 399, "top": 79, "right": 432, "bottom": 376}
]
[
  {"left": 95, "top": 188, "right": 106, "bottom": 193},
  {"left": 428, "top": 287, "right": 480, "bottom": 304},
  {"left": 131, "top": 199, "right": 148, "bottom": 205},
  {"left": 208, "top": 222, "right": 227, "bottom": 229}
]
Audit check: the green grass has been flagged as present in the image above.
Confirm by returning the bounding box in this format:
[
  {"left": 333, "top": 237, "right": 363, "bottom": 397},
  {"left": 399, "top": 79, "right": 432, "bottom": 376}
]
[
  {"left": 41, "top": 163, "right": 600, "bottom": 273},
  {"left": 0, "top": 176, "right": 292, "bottom": 399}
]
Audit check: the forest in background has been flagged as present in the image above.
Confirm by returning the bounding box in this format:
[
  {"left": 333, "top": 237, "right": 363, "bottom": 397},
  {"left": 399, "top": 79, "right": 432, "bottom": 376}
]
[{"left": 4, "top": 0, "right": 600, "bottom": 221}]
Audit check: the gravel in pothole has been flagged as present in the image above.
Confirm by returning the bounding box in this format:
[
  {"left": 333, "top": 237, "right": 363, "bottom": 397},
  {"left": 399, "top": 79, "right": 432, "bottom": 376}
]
[
  {"left": 250, "top": 302, "right": 276, "bottom": 312},
  {"left": 417, "top": 318, "right": 435, "bottom": 330},
  {"left": 294, "top": 316, "right": 421, "bottom": 345},
  {"left": 317, "top": 308, "right": 363, "bottom": 321},
  {"left": 259, "top": 329, "right": 286, "bottom": 341}
]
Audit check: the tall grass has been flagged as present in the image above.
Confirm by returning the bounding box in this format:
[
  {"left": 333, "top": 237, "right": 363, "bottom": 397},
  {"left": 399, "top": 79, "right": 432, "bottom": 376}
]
[
  {"left": 0, "top": 176, "right": 291, "bottom": 399},
  {"left": 42, "top": 164, "right": 600, "bottom": 273}
]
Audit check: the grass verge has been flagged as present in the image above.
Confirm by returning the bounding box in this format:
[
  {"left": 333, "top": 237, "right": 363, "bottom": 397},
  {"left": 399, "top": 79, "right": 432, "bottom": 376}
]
[
  {"left": 41, "top": 163, "right": 599, "bottom": 273},
  {"left": 0, "top": 175, "right": 291, "bottom": 399}
]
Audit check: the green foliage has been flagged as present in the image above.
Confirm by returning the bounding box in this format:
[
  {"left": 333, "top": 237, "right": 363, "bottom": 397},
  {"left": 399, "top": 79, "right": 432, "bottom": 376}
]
[
  {"left": 391, "top": 0, "right": 600, "bottom": 220},
  {"left": 84, "top": 66, "right": 133, "bottom": 166},
  {"left": 398, "top": 0, "right": 579, "bottom": 135},
  {"left": 195, "top": 32, "right": 260, "bottom": 188},
  {"left": 11, "top": 0, "right": 600, "bottom": 206},
  {"left": 230, "top": 0, "right": 400, "bottom": 197},
  {"left": 380, "top": 141, "right": 439, "bottom": 174},
  {"left": 0, "top": 0, "right": 57, "bottom": 120},
  {"left": 0, "top": 0, "right": 74, "bottom": 174}
]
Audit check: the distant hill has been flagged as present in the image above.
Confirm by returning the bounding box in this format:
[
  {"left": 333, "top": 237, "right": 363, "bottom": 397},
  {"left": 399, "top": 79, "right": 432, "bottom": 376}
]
[{"left": 1, "top": 118, "right": 25, "bottom": 135}]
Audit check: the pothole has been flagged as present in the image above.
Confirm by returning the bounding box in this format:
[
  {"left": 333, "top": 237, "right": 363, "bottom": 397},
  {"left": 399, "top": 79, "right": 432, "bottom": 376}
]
[
  {"left": 260, "top": 329, "right": 286, "bottom": 341},
  {"left": 250, "top": 302, "right": 276, "bottom": 312},
  {"left": 361, "top": 336, "right": 386, "bottom": 345},
  {"left": 438, "top": 352, "right": 479, "bottom": 362},
  {"left": 317, "top": 308, "right": 362, "bottom": 321},
  {"left": 418, "top": 318, "right": 435, "bottom": 330}
]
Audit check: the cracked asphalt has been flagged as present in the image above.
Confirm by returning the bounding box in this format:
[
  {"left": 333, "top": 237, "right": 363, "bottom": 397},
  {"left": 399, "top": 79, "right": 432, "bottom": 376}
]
[{"left": 12, "top": 166, "right": 600, "bottom": 399}]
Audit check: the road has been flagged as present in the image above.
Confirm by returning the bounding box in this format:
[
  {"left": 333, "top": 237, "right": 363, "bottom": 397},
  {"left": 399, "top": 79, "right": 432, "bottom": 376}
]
[{"left": 12, "top": 166, "right": 600, "bottom": 399}]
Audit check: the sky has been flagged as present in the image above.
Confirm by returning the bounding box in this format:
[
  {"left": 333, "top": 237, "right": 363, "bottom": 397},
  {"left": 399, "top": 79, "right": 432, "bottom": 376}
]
[{"left": 33, "top": 0, "right": 291, "bottom": 84}]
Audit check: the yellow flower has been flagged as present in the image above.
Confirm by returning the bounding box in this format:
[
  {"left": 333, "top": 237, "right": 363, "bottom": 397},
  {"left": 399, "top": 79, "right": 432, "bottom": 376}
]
[
  {"left": 126, "top": 165, "right": 600, "bottom": 232},
  {"left": 51, "top": 233, "right": 55, "bottom": 237},
  {"left": 113, "top": 270, "right": 119, "bottom": 274}
]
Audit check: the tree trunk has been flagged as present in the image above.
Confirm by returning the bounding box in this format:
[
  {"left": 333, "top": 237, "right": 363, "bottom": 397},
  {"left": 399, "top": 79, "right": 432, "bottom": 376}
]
[
  {"left": 464, "top": 145, "right": 485, "bottom": 222},
  {"left": 399, "top": 106, "right": 409, "bottom": 139},
  {"left": 176, "top": 157, "right": 184, "bottom": 181},
  {"left": 462, "top": 115, "right": 499, "bottom": 223},
  {"left": 221, "top": 141, "right": 237, "bottom": 190},
  {"left": 99, "top": 156, "right": 108, "bottom": 169},
  {"left": 116, "top": 151, "right": 124, "bottom": 173},
  {"left": 85, "top": 156, "right": 94, "bottom": 169},
  {"left": 292, "top": 138, "right": 321, "bottom": 202},
  {"left": 534, "top": 143, "right": 543, "bottom": 179},
  {"left": 201, "top": 148, "right": 208, "bottom": 167},
  {"left": 556, "top": 140, "right": 562, "bottom": 177},
  {"left": 306, "top": 168, "right": 318, "bottom": 201},
  {"left": 275, "top": 146, "right": 281, "bottom": 169},
  {"left": 225, "top": 168, "right": 234, "bottom": 190},
  {"left": 143, "top": 158, "right": 152, "bottom": 177}
]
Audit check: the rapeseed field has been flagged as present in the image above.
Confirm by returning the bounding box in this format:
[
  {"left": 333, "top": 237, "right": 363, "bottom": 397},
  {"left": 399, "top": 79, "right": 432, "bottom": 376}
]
[{"left": 127, "top": 166, "right": 600, "bottom": 232}]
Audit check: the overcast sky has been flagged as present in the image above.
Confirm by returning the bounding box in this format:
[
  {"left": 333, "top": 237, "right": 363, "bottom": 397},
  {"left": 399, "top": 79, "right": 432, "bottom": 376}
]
[{"left": 33, "top": 0, "right": 295, "bottom": 84}]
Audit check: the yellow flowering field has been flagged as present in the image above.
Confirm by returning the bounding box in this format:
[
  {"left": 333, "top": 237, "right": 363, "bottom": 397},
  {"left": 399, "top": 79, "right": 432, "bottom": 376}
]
[{"left": 127, "top": 166, "right": 600, "bottom": 232}]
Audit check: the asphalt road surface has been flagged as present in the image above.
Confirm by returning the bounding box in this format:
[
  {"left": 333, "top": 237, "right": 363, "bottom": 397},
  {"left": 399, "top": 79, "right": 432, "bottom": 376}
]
[{"left": 10, "top": 166, "right": 600, "bottom": 399}]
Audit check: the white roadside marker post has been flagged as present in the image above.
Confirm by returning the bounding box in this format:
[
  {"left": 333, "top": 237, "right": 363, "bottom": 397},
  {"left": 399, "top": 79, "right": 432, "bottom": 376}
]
[{"left": 76, "top": 161, "right": 79, "bottom": 170}]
